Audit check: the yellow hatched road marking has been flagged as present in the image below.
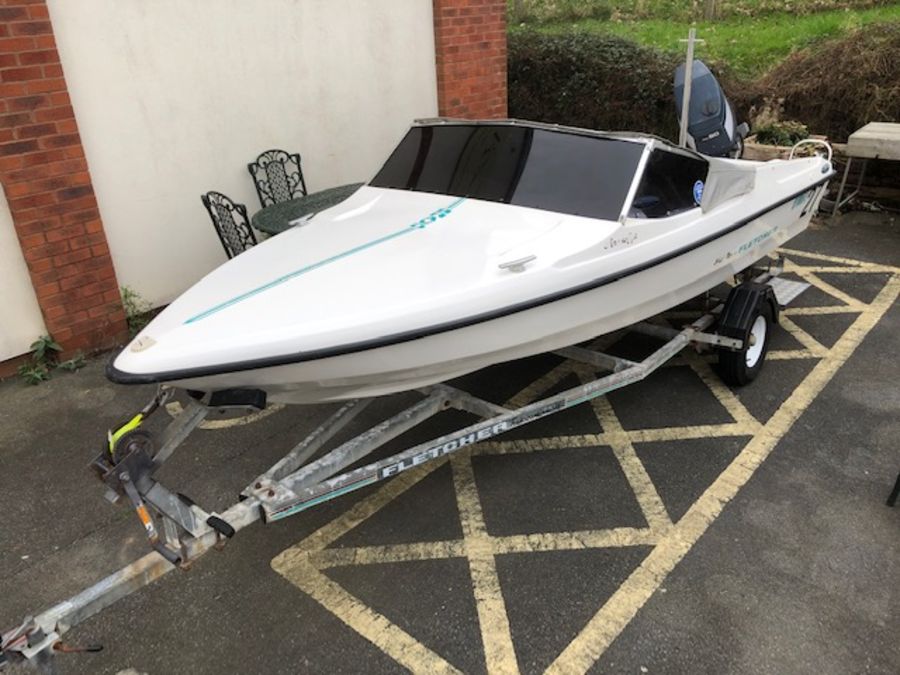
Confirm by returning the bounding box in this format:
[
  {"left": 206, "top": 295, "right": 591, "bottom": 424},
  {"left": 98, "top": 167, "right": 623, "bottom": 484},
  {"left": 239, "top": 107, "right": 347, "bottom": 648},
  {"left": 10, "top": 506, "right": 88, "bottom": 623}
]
[
  {"left": 783, "top": 305, "right": 862, "bottom": 316},
  {"left": 766, "top": 348, "right": 821, "bottom": 360},
  {"left": 684, "top": 352, "right": 760, "bottom": 430},
  {"left": 506, "top": 361, "right": 574, "bottom": 409},
  {"left": 792, "top": 269, "right": 866, "bottom": 309},
  {"left": 780, "top": 247, "right": 900, "bottom": 272},
  {"left": 276, "top": 559, "right": 462, "bottom": 674},
  {"left": 790, "top": 264, "right": 898, "bottom": 274},
  {"left": 778, "top": 314, "right": 830, "bottom": 357},
  {"left": 270, "top": 252, "right": 899, "bottom": 675},
  {"left": 589, "top": 393, "right": 673, "bottom": 532},
  {"left": 547, "top": 272, "right": 900, "bottom": 673},
  {"left": 451, "top": 455, "right": 519, "bottom": 674}
]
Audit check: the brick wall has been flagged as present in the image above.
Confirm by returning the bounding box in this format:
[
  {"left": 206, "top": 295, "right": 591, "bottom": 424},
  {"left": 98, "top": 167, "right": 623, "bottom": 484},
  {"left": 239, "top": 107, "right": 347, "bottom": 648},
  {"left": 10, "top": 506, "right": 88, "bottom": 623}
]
[
  {"left": 433, "top": 0, "right": 507, "bottom": 119},
  {"left": 0, "top": 0, "right": 126, "bottom": 357}
]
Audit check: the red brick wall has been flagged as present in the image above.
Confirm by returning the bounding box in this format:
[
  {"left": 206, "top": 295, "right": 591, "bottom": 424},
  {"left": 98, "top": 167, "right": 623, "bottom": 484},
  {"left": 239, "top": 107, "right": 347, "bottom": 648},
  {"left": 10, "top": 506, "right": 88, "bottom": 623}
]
[
  {"left": 0, "top": 0, "right": 126, "bottom": 357},
  {"left": 432, "top": 0, "right": 507, "bottom": 119}
]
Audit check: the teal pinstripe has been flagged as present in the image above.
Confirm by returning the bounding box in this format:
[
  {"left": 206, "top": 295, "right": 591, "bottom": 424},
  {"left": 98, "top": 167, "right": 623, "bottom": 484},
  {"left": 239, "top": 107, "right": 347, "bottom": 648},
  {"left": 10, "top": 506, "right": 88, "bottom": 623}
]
[{"left": 184, "top": 197, "right": 466, "bottom": 325}]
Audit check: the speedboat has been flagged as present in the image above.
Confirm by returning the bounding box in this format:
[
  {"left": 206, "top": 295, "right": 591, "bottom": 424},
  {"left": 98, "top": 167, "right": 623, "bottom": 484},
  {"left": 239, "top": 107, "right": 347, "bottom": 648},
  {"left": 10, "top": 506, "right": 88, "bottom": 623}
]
[{"left": 108, "top": 118, "right": 833, "bottom": 403}]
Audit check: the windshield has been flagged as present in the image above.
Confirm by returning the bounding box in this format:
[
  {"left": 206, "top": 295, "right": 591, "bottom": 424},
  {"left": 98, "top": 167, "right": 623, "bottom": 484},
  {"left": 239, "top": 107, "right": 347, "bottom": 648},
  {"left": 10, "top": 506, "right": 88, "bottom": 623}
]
[{"left": 370, "top": 124, "right": 644, "bottom": 221}]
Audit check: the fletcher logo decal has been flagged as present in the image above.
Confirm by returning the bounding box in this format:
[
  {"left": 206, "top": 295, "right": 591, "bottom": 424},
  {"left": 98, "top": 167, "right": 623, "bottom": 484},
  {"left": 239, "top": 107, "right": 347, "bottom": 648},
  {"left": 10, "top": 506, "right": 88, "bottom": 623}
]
[
  {"left": 377, "top": 401, "right": 566, "bottom": 479},
  {"left": 714, "top": 225, "right": 781, "bottom": 266}
]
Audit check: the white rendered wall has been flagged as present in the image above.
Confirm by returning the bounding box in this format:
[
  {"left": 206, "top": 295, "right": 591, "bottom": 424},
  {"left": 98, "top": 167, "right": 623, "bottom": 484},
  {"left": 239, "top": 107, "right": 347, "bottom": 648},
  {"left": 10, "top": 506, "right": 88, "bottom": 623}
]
[
  {"left": 0, "top": 189, "right": 46, "bottom": 360},
  {"left": 47, "top": 0, "right": 438, "bottom": 306}
]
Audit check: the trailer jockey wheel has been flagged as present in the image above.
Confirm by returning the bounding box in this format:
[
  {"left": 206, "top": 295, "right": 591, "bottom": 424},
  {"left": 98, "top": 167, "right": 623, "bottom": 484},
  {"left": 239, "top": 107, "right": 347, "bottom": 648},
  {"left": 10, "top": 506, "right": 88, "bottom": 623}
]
[
  {"left": 111, "top": 429, "right": 155, "bottom": 465},
  {"left": 718, "top": 302, "right": 773, "bottom": 386}
]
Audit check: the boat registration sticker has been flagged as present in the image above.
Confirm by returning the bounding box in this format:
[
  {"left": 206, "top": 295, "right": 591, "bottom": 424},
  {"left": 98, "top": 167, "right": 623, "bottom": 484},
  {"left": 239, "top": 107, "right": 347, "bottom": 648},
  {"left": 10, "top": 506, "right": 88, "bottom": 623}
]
[{"left": 693, "top": 180, "right": 704, "bottom": 205}]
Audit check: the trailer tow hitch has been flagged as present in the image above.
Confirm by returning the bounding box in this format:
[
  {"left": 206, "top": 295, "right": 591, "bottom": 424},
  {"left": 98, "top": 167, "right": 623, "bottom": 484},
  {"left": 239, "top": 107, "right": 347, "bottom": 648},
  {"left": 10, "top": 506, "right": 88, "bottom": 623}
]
[{"left": 88, "top": 389, "right": 234, "bottom": 566}]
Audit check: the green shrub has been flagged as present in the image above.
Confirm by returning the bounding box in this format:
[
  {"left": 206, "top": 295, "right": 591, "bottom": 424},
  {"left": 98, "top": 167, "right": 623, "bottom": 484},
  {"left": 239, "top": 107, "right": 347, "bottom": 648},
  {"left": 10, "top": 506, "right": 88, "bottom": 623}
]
[
  {"left": 17, "top": 335, "right": 62, "bottom": 385},
  {"left": 508, "top": 31, "right": 681, "bottom": 139},
  {"left": 753, "top": 121, "right": 809, "bottom": 146}
]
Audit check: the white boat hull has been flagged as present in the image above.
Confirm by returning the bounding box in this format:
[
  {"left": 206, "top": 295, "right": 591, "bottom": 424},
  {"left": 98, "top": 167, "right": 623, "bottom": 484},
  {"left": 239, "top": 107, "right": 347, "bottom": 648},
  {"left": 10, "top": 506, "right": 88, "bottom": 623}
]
[
  {"left": 165, "top": 183, "right": 826, "bottom": 403},
  {"left": 110, "top": 120, "right": 832, "bottom": 404}
]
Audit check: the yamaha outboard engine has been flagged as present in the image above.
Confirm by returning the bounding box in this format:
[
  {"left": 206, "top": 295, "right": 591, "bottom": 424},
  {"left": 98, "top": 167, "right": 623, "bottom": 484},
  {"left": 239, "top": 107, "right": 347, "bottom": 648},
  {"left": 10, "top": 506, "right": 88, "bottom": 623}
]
[{"left": 674, "top": 59, "right": 749, "bottom": 158}]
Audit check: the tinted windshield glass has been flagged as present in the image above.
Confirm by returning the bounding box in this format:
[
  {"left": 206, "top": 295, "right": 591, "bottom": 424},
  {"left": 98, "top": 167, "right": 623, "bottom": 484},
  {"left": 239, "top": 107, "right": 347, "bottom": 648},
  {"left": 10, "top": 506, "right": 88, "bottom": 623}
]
[{"left": 370, "top": 125, "right": 644, "bottom": 220}]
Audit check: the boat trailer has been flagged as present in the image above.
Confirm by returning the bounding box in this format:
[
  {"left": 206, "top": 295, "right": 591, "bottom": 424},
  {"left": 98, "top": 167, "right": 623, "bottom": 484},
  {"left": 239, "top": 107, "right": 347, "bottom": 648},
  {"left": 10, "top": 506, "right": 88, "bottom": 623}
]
[{"left": 0, "top": 261, "right": 809, "bottom": 672}]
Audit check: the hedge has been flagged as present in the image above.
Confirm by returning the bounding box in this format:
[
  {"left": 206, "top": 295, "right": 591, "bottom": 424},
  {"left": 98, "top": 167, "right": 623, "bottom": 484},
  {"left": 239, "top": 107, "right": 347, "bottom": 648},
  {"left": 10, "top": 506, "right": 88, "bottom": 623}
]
[{"left": 508, "top": 31, "right": 682, "bottom": 140}]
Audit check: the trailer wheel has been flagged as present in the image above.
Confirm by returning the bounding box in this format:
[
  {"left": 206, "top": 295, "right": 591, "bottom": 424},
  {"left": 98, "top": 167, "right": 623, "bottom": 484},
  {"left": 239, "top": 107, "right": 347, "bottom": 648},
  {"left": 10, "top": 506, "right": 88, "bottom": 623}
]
[{"left": 718, "top": 303, "right": 772, "bottom": 386}]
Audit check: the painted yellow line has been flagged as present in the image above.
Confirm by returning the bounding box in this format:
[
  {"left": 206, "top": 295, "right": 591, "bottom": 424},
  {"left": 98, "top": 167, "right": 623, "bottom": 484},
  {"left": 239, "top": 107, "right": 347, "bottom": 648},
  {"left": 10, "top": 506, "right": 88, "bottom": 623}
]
[
  {"left": 273, "top": 459, "right": 446, "bottom": 563},
  {"left": 309, "top": 528, "right": 659, "bottom": 571},
  {"left": 778, "top": 315, "right": 830, "bottom": 357},
  {"left": 783, "top": 306, "right": 862, "bottom": 316},
  {"left": 308, "top": 540, "right": 466, "bottom": 568},
  {"left": 623, "top": 422, "right": 755, "bottom": 443},
  {"left": 475, "top": 421, "right": 757, "bottom": 452},
  {"left": 546, "top": 272, "right": 900, "bottom": 673},
  {"left": 766, "top": 349, "right": 820, "bottom": 361},
  {"left": 164, "top": 400, "right": 285, "bottom": 429},
  {"left": 506, "top": 362, "right": 574, "bottom": 409},
  {"left": 493, "top": 528, "right": 659, "bottom": 554},
  {"left": 589, "top": 392, "right": 673, "bottom": 532},
  {"left": 276, "top": 558, "right": 461, "bottom": 673},
  {"left": 789, "top": 264, "right": 898, "bottom": 274},
  {"left": 685, "top": 353, "right": 760, "bottom": 429},
  {"left": 781, "top": 247, "right": 900, "bottom": 272},
  {"left": 452, "top": 455, "right": 520, "bottom": 674},
  {"left": 792, "top": 269, "right": 866, "bottom": 309}
]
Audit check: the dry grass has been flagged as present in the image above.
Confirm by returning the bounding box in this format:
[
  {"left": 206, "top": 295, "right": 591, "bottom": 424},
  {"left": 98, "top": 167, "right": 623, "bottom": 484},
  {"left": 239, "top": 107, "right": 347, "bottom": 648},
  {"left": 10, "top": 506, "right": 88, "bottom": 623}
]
[{"left": 756, "top": 21, "right": 900, "bottom": 140}]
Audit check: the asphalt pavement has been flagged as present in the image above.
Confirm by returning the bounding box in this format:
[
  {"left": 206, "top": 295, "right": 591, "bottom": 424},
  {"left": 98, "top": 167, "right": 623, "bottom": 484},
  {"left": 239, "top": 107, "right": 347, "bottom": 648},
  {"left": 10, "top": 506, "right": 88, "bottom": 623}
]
[{"left": 1, "top": 211, "right": 898, "bottom": 674}]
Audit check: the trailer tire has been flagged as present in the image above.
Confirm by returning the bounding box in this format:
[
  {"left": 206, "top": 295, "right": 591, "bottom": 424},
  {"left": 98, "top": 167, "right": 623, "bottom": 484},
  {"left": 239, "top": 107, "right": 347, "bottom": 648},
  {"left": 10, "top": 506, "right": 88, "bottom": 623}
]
[{"left": 718, "top": 302, "right": 773, "bottom": 386}]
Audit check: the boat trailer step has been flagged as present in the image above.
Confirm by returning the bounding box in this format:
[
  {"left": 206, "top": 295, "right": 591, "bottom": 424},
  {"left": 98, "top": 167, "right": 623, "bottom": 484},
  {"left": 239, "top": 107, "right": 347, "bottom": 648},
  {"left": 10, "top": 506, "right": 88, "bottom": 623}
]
[{"left": 768, "top": 277, "right": 810, "bottom": 306}]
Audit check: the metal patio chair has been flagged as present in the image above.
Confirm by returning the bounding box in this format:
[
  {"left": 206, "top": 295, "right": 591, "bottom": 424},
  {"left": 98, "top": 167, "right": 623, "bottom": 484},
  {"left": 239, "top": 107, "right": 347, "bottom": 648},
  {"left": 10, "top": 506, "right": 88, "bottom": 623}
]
[
  {"left": 201, "top": 191, "right": 257, "bottom": 259},
  {"left": 247, "top": 149, "right": 308, "bottom": 207}
]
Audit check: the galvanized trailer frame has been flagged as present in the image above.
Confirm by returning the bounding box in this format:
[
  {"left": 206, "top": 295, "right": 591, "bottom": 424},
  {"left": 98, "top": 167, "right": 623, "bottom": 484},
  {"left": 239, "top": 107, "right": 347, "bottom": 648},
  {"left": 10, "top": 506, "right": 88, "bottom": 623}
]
[{"left": 1, "top": 263, "right": 807, "bottom": 672}]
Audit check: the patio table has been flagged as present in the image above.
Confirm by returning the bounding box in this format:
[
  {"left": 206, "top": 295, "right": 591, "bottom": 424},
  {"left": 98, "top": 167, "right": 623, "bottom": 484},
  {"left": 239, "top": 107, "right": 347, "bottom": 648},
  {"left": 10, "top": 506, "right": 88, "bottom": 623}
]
[
  {"left": 251, "top": 182, "right": 364, "bottom": 235},
  {"left": 831, "top": 122, "right": 900, "bottom": 218}
]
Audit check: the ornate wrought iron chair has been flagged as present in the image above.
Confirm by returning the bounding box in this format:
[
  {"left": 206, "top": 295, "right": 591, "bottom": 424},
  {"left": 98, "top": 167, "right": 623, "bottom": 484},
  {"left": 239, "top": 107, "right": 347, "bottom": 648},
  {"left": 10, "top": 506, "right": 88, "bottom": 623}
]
[
  {"left": 201, "top": 191, "right": 257, "bottom": 259},
  {"left": 247, "top": 149, "right": 308, "bottom": 207}
]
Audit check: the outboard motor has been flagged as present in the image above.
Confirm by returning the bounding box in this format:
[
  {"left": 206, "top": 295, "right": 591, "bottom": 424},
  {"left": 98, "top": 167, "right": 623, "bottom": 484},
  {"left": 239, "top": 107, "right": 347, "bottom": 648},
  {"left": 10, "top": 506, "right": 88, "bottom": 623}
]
[{"left": 674, "top": 59, "right": 749, "bottom": 158}]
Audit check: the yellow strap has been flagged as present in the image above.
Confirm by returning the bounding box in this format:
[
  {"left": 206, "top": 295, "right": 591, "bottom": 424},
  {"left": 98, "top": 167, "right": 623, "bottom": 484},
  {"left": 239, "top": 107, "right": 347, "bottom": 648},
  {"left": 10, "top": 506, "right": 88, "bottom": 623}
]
[{"left": 107, "top": 413, "right": 144, "bottom": 454}]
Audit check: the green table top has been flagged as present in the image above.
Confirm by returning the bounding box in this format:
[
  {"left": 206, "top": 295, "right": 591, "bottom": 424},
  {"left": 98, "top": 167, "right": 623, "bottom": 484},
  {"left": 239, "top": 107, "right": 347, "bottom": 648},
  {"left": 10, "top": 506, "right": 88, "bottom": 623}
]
[{"left": 251, "top": 183, "right": 365, "bottom": 235}]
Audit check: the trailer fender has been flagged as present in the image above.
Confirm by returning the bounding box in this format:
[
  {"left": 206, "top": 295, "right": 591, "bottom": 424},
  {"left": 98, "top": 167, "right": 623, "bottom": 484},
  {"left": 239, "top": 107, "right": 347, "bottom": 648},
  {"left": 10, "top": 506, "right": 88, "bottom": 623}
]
[{"left": 717, "top": 282, "right": 779, "bottom": 347}]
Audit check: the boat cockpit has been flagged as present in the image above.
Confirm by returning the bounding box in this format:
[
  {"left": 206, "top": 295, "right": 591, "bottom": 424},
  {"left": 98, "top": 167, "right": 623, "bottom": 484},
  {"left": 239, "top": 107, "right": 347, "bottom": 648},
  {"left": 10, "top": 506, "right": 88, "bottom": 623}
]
[{"left": 370, "top": 118, "right": 756, "bottom": 225}]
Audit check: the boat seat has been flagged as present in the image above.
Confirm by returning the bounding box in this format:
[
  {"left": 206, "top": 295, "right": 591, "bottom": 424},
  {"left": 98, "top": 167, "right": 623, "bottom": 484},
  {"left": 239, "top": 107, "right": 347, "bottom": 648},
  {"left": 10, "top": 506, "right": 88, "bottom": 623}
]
[{"left": 629, "top": 195, "right": 666, "bottom": 219}]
